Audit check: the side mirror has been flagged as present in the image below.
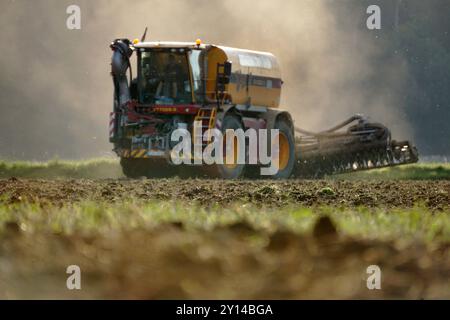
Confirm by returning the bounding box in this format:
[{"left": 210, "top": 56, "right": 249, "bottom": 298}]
[
  {"left": 217, "top": 61, "right": 232, "bottom": 92},
  {"left": 223, "top": 61, "right": 232, "bottom": 82}
]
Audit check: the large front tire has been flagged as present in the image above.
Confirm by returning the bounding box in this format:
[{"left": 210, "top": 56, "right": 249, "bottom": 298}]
[{"left": 206, "top": 114, "right": 246, "bottom": 179}]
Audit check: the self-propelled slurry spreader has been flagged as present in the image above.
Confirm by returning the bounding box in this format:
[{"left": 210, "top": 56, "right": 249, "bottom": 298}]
[{"left": 109, "top": 37, "right": 418, "bottom": 179}]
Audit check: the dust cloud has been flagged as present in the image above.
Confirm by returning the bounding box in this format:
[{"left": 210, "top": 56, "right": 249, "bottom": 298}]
[{"left": 0, "top": 0, "right": 411, "bottom": 160}]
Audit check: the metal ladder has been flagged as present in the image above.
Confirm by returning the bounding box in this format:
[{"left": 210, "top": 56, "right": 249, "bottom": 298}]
[{"left": 193, "top": 107, "right": 217, "bottom": 147}]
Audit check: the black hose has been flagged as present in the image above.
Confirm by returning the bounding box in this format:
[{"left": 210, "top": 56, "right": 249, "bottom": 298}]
[
  {"left": 294, "top": 114, "right": 367, "bottom": 137},
  {"left": 111, "top": 40, "right": 133, "bottom": 87}
]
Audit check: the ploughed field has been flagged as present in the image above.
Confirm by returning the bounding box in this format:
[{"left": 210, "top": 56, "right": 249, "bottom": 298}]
[
  {"left": 0, "top": 178, "right": 450, "bottom": 209},
  {"left": 0, "top": 161, "right": 449, "bottom": 299}
]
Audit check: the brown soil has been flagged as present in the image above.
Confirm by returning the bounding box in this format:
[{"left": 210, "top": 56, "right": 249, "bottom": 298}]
[
  {"left": 0, "top": 178, "right": 449, "bottom": 299},
  {"left": 0, "top": 178, "right": 449, "bottom": 209}
]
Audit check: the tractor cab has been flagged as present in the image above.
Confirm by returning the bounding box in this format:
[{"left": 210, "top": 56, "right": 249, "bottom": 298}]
[{"left": 134, "top": 42, "right": 205, "bottom": 105}]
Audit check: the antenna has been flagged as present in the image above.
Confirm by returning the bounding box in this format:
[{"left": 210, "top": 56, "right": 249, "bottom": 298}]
[{"left": 141, "top": 27, "right": 148, "bottom": 42}]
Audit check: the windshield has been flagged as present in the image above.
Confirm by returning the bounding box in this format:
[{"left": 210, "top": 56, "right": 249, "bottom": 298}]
[{"left": 139, "top": 50, "right": 191, "bottom": 105}]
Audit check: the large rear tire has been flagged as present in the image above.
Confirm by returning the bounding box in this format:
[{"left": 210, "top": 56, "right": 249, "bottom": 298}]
[{"left": 270, "top": 118, "right": 296, "bottom": 179}]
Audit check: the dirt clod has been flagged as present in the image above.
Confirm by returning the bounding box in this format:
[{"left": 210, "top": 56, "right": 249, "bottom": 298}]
[{"left": 313, "top": 216, "right": 338, "bottom": 241}]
